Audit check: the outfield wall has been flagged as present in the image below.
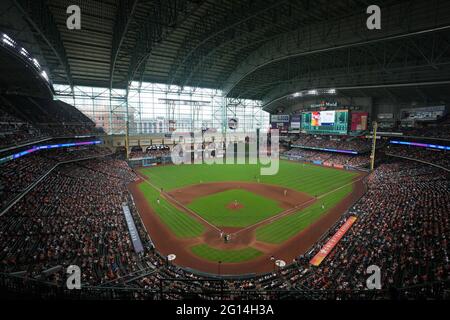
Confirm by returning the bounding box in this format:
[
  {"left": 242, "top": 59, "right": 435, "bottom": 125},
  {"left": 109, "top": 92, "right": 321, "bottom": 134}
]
[
  {"left": 280, "top": 155, "right": 370, "bottom": 172},
  {"left": 128, "top": 156, "right": 172, "bottom": 168}
]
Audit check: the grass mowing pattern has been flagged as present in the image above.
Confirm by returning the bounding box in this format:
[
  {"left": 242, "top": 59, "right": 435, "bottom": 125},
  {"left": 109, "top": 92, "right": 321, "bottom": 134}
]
[
  {"left": 139, "top": 160, "right": 358, "bottom": 197},
  {"left": 138, "top": 182, "right": 204, "bottom": 238},
  {"left": 187, "top": 189, "right": 284, "bottom": 227},
  {"left": 138, "top": 160, "right": 359, "bottom": 249},
  {"left": 255, "top": 184, "right": 353, "bottom": 244},
  {"left": 191, "top": 244, "right": 263, "bottom": 263}
]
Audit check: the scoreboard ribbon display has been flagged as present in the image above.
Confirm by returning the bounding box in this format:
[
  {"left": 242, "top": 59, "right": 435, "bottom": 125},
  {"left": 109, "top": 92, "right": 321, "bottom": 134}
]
[
  {"left": 390, "top": 140, "right": 450, "bottom": 151},
  {"left": 310, "top": 216, "right": 357, "bottom": 266},
  {"left": 0, "top": 140, "right": 102, "bottom": 164}
]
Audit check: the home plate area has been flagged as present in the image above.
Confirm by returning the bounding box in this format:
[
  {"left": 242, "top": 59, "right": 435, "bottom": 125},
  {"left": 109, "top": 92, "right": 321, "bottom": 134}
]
[
  {"left": 131, "top": 161, "right": 365, "bottom": 274},
  {"left": 169, "top": 183, "right": 311, "bottom": 228}
]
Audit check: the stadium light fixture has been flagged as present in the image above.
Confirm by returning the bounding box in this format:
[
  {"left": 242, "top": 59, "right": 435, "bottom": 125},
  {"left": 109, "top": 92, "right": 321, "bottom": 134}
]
[
  {"left": 41, "top": 71, "right": 49, "bottom": 82},
  {"left": 3, "top": 33, "right": 14, "bottom": 43},
  {"left": 291, "top": 88, "right": 337, "bottom": 99},
  {"left": 2, "top": 33, "right": 16, "bottom": 47},
  {"left": 20, "top": 48, "right": 29, "bottom": 57},
  {"left": 2, "top": 37, "right": 14, "bottom": 47},
  {"left": 32, "top": 58, "right": 41, "bottom": 69},
  {"left": 2, "top": 34, "right": 52, "bottom": 84}
]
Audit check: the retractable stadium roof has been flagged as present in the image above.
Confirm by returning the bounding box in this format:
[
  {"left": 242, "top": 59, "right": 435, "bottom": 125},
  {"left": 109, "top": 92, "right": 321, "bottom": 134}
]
[{"left": 0, "top": 0, "right": 449, "bottom": 110}]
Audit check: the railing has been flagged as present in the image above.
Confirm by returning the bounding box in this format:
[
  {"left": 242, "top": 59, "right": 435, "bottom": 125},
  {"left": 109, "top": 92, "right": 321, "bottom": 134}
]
[
  {"left": 0, "top": 152, "right": 113, "bottom": 216},
  {"left": 386, "top": 153, "right": 450, "bottom": 172}
]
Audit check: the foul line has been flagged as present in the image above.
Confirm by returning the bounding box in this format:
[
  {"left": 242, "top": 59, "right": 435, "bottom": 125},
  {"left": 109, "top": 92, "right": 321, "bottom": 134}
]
[
  {"left": 139, "top": 171, "right": 366, "bottom": 240},
  {"left": 231, "top": 176, "right": 366, "bottom": 237},
  {"left": 140, "top": 176, "right": 222, "bottom": 233}
]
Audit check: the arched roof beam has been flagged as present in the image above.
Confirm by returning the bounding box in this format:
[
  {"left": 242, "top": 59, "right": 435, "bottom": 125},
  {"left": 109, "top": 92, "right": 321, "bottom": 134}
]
[
  {"left": 257, "top": 30, "right": 450, "bottom": 111},
  {"left": 262, "top": 80, "right": 450, "bottom": 113},
  {"left": 13, "top": 0, "right": 74, "bottom": 89},
  {"left": 109, "top": 0, "right": 140, "bottom": 90},
  {"left": 168, "top": 0, "right": 288, "bottom": 87},
  {"left": 222, "top": 0, "right": 450, "bottom": 97},
  {"left": 126, "top": 0, "right": 199, "bottom": 92},
  {"left": 184, "top": 2, "right": 319, "bottom": 89}
]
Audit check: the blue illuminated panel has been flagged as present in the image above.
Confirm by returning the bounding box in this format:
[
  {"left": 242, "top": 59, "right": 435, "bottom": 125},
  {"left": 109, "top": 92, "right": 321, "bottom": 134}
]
[
  {"left": 292, "top": 145, "right": 358, "bottom": 155},
  {"left": 390, "top": 140, "right": 450, "bottom": 151},
  {"left": 1, "top": 140, "right": 102, "bottom": 164}
]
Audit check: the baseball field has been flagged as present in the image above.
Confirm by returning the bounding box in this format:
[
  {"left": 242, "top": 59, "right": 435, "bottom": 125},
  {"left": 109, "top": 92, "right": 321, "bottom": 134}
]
[{"left": 129, "top": 160, "right": 365, "bottom": 274}]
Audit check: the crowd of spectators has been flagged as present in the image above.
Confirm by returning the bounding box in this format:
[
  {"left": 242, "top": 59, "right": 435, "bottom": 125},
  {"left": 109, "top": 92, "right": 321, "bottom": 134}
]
[
  {"left": 0, "top": 149, "right": 448, "bottom": 299},
  {"left": 292, "top": 160, "right": 449, "bottom": 295},
  {"left": 1, "top": 86, "right": 448, "bottom": 299},
  {"left": 129, "top": 147, "right": 171, "bottom": 159},
  {"left": 0, "top": 106, "right": 48, "bottom": 147},
  {"left": 144, "top": 158, "right": 448, "bottom": 298},
  {"left": 0, "top": 158, "right": 156, "bottom": 286},
  {"left": 291, "top": 134, "right": 371, "bottom": 152},
  {"left": 0, "top": 146, "right": 111, "bottom": 210},
  {"left": 0, "top": 95, "right": 100, "bottom": 149},
  {"left": 396, "top": 124, "right": 450, "bottom": 140},
  {"left": 283, "top": 148, "right": 370, "bottom": 167},
  {"left": 376, "top": 120, "right": 450, "bottom": 140},
  {"left": 386, "top": 144, "right": 449, "bottom": 169}
]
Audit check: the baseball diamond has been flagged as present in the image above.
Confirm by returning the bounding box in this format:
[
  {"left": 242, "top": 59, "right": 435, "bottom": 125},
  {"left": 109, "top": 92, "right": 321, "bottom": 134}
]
[
  {"left": 0, "top": 0, "right": 448, "bottom": 303},
  {"left": 129, "top": 161, "right": 365, "bottom": 274}
]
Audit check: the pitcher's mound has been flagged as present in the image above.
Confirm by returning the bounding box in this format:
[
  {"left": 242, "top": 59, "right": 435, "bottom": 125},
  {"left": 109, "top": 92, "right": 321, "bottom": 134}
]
[{"left": 226, "top": 202, "right": 244, "bottom": 211}]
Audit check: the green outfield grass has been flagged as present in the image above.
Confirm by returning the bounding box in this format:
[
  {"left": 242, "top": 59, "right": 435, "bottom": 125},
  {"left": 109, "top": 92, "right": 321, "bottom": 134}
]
[
  {"left": 187, "top": 189, "right": 284, "bottom": 227},
  {"left": 137, "top": 160, "right": 359, "bottom": 262},
  {"left": 190, "top": 244, "right": 263, "bottom": 263},
  {"left": 139, "top": 160, "right": 357, "bottom": 196},
  {"left": 255, "top": 184, "right": 353, "bottom": 244},
  {"left": 138, "top": 182, "right": 204, "bottom": 238}
]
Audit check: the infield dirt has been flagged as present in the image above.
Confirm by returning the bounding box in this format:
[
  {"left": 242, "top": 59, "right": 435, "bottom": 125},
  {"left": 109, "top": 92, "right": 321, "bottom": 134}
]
[{"left": 129, "top": 171, "right": 366, "bottom": 275}]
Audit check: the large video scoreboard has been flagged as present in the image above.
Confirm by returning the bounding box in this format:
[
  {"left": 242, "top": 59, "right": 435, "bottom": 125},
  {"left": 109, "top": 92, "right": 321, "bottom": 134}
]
[{"left": 301, "top": 110, "right": 349, "bottom": 135}]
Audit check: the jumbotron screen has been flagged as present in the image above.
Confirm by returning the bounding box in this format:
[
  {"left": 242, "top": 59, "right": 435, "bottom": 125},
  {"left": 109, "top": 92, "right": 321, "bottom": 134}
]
[{"left": 301, "top": 110, "right": 349, "bottom": 134}]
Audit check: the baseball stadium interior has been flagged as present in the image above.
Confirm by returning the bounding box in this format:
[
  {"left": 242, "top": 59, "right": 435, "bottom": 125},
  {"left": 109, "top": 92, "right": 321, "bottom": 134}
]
[{"left": 0, "top": 0, "right": 449, "bottom": 302}]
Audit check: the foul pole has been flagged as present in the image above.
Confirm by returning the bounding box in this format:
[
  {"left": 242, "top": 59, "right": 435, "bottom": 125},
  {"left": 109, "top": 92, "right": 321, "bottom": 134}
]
[
  {"left": 125, "top": 89, "right": 130, "bottom": 161},
  {"left": 370, "top": 121, "right": 378, "bottom": 171}
]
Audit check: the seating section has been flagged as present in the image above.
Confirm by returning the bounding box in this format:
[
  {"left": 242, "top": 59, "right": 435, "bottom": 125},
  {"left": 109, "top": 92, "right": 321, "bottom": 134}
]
[
  {"left": 0, "top": 102, "right": 46, "bottom": 147},
  {"left": 376, "top": 116, "right": 450, "bottom": 139},
  {"left": 285, "top": 133, "right": 449, "bottom": 169},
  {"left": 129, "top": 148, "right": 171, "bottom": 159},
  {"left": 120, "top": 160, "right": 448, "bottom": 299},
  {"left": 0, "top": 146, "right": 111, "bottom": 210},
  {"left": 395, "top": 122, "right": 450, "bottom": 139},
  {"left": 0, "top": 95, "right": 99, "bottom": 149},
  {"left": 386, "top": 144, "right": 449, "bottom": 169},
  {"left": 291, "top": 134, "right": 371, "bottom": 152},
  {"left": 0, "top": 98, "right": 448, "bottom": 298},
  {"left": 283, "top": 148, "right": 370, "bottom": 167},
  {"left": 296, "top": 161, "right": 449, "bottom": 294},
  {"left": 0, "top": 158, "right": 152, "bottom": 286},
  {"left": 0, "top": 154, "right": 448, "bottom": 299}
]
